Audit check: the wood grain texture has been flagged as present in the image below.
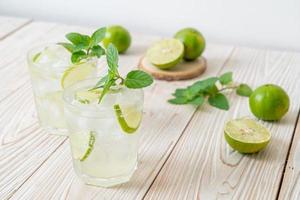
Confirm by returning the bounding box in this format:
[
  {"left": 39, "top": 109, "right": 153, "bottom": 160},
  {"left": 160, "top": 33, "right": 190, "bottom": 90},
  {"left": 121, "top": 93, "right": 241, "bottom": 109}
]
[
  {"left": 0, "top": 22, "right": 100, "bottom": 199},
  {"left": 144, "top": 48, "right": 300, "bottom": 200},
  {"left": 0, "top": 16, "right": 31, "bottom": 40},
  {"left": 278, "top": 116, "right": 300, "bottom": 200},
  {"left": 10, "top": 43, "right": 234, "bottom": 199}
]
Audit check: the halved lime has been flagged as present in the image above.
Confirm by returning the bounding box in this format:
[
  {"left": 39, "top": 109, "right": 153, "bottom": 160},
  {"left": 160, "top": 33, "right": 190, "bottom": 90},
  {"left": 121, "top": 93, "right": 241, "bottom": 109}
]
[
  {"left": 61, "top": 62, "right": 96, "bottom": 89},
  {"left": 146, "top": 38, "right": 184, "bottom": 69},
  {"left": 75, "top": 90, "right": 101, "bottom": 104},
  {"left": 224, "top": 118, "right": 271, "bottom": 153},
  {"left": 70, "top": 131, "right": 96, "bottom": 161},
  {"left": 114, "top": 104, "right": 142, "bottom": 134}
]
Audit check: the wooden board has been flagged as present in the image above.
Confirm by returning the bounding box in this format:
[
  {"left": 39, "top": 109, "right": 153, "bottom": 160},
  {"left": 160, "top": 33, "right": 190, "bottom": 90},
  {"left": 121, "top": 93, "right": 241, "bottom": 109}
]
[
  {"left": 144, "top": 48, "right": 300, "bottom": 200},
  {"left": 139, "top": 56, "right": 206, "bottom": 81}
]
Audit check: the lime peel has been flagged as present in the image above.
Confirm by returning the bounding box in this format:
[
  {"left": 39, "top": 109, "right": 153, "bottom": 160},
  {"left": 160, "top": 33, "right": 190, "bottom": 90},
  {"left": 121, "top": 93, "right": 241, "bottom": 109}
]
[
  {"left": 224, "top": 118, "right": 271, "bottom": 153},
  {"left": 114, "top": 104, "right": 140, "bottom": 134},
  {"left": 33, "top": 52, "right": 41, "bottom": 62},
  {"left": 80, "top": 131, "right": 96, "bottom": 162}
]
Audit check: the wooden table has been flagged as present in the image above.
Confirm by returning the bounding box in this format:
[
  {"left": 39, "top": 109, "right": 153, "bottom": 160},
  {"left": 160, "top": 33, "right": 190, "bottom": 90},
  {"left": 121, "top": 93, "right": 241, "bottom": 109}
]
[{"left": 1, "top": 16, "right": 300, "bottom": 200}]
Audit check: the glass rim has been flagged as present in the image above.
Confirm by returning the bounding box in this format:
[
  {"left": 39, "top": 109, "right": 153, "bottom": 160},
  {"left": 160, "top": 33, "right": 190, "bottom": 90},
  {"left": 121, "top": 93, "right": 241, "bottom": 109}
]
[
  {"left": 27, "top": 43, "right": 98, "bottom": 74},
  {"left": 63, "top": 77, "right": 144, "bottom": 116}
]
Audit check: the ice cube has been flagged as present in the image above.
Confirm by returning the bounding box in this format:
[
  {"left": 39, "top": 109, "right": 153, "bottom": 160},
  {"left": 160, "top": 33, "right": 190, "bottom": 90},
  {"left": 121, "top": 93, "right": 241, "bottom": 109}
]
[{"left": 36, "top": 44, "right": 71, "bottom": 68}]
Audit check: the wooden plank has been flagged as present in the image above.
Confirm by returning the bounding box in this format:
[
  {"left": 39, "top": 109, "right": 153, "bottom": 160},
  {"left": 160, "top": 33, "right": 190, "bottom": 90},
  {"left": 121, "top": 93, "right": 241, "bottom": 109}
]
[
  {"left": 278, "top": 117, "right": 300, "bottom": 200},
  {"left": 10, "top": 44, "right": 234, "bottom": 199},
  {"left": 0, "top": 16, "right": 31, "bottom": 40},
  {"left": 144, "top": 48, "right": 300, "bottom": 199},
  {"left": 0, "top": 22, "right": 101, "bottom": 199}
]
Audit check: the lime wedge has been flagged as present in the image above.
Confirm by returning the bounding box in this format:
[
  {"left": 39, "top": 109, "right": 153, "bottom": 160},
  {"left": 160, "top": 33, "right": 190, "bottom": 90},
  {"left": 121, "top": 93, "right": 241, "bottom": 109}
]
[
  {"left": 75, "top": 90, "right": 101, "bottom": 104},
  {"left": 114, "top": 104, "right": 142, "bottom": 134},
  {"left": 61, "top": 62, "right": 96, "bottom": 89},
  {"left": 70, "top": 131, "right": 96, "bottom": 161},
  {"left": 146, "top": 38, "right": 184, "bottom": 69},
  {"left": 224, "top": 118, "right": 271, "bottom": 153}
]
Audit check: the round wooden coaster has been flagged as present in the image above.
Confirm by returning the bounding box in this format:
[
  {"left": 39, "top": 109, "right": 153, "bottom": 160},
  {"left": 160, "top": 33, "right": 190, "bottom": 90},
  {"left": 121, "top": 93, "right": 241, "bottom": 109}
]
[{"left": 138, "top": 56, "right": 206, "bottom": 81}]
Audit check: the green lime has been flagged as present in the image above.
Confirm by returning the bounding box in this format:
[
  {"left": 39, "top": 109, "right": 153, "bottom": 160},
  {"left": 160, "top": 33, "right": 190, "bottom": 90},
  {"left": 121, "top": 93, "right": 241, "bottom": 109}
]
[
  {"left": 146, "top": 38, "right": 184, "bottom": 69},
  {"left": 70, "top": 131, "right": 96, "bottom": 161},
  {"left": 114, "top": 104, "right": 142, "bottom": 134},
  {"left": 174, "top": 27, "right": 206, "bottom": 61},
  {"left": 249, "top": 84, "right": 290, "bottom": 121},
  {"left": 102, "top": 25, "right": 131, "bottom": 53},
  {"left": 224, "top": 118, "right": 271, "bottom": 153},
  {"left": 61, "top": 62, "right": 96, "bottom": 89}
]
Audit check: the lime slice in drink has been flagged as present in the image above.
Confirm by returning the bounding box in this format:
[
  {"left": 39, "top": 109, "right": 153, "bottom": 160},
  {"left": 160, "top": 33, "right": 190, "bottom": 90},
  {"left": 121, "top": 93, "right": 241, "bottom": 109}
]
[
  {"left": 61, "top": 62, "right": 96, "bottom": 89},
  {"left": 70, "top": 131, "right": 96, "bottom": 161},
  {"left": 224, "top": 118, "right": 271, "bottom": 153},
  {"left": 146, "top": 38, "right": 184, "bottom": 69},
  {"left": 114, "top": 104, "right": 142, "bottom": 134},
  {"left": 75, "top": 90, "right": 101, "bottom": 104}
]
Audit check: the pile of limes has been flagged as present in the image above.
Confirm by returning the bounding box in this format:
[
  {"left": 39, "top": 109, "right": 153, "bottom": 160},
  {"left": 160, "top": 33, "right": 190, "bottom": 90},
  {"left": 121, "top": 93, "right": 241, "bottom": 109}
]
[{"left": 146, "top": 27, "right": 206, "bottom": 69}]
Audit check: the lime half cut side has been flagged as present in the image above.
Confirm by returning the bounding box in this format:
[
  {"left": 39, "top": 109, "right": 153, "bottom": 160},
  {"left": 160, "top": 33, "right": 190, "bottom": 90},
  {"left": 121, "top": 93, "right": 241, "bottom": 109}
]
[
  {"left": 70, "top": 131, "right": 96, "bottom": 161},
  {"left": 114, "top": 104, "right": 142, "bottom": 134},
  {"left": 146, "top": 38, "right": 184, "bottom": 69},
  {"left": 61, "top": 62, "right": 96, "bottom": 89},
  {"left": 224, "top": 118, "right": 271, "bottom": 153}
]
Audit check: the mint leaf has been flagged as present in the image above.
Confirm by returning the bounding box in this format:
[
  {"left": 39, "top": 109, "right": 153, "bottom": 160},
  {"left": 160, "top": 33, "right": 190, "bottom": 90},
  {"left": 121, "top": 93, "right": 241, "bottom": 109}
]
[
  {"left": 208, "top": 93, "right": 229, "bottom": 110},
  {"left": 66, "top": 33, "right": 90, "bottom": 48},
  {"left": 168, "top": 97, "right": 188, "bottom": 104},
  {"left": 125, "top": 70, "right": 153, "bottom": 89},
  {"left": 219, "top": 72, "right": 233, "bottom": 85},
  {"left": 91, "top": 27, "right": 106, "bottom": 46},
  {"left": 71, "top": 51, "right": 87, "bottom": 63},
  {"left": 188, "top": 95, "right": 205, "bottom": 106},
  {"left": 90, "top": 45, "right": 105, "bottom": 58},
  {"left": 91, "top": 75, "right": 108, "bottom": 90},
  {"left": 57, "top": 42, "right": 75, "bottom": 53},
  {"left": 106, "top": 43, "right": 119, "bottom": 73},
  {"left": 236, "top": 84, "right": 253, "bottom": 97},
  {"left": 98, "top": 78, "right": 115, "bottom": 103}
]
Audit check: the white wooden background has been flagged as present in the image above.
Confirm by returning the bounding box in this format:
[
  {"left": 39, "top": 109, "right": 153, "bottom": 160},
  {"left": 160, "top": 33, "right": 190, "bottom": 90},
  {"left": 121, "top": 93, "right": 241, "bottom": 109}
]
[{"left": 0, "top": 16, "right": 300, "bottom": 200}]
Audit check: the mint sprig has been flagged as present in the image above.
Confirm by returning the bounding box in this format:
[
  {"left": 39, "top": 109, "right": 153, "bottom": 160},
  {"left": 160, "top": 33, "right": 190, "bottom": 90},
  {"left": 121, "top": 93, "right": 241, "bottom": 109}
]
[
  {"left": 92, "top": 43, "right": 153, "bottom": 103},
  {"left": 168, "top": 72, "right": 251, "bottom": 110},
  {"left": 58, "top": 27, "right": 107, "bottom": 64}
]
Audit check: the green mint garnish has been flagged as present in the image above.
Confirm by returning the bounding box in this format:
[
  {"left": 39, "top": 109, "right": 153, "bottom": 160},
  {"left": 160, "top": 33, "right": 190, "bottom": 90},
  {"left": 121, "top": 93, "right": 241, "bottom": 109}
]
[
  {"left": 92, "top": 43, "right": 153, "bottom": 103},
  {"left": 168, "top": 72, "right": 252, "bottom": 110},
  {"left": 236, "top": 84, "right": 253, "bottom": 97},
  {"left": 58, "top": 27, "right": 107, "bottom": 64}
]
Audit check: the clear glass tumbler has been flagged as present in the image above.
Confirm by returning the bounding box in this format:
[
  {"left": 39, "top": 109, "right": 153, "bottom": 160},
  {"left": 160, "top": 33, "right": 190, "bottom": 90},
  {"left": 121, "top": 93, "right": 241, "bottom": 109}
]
[
  {"left": 27, "top": 44, "right": 98, "bottom": 135},
  {"left": 63, "top": 78, "right": 144, "bottom": 187}
]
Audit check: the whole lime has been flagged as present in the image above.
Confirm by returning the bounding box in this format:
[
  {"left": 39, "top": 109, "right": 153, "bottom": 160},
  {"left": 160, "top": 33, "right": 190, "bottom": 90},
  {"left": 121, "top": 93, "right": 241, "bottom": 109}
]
[
  {"left": 102, "top": 25, "right": 131, "bottom": 53},
  {"left": 249, "top": 84, "right": 290, "bottom": 121},
  {"left": 174, "top": 27, "right": 205, "bottom": 61}
]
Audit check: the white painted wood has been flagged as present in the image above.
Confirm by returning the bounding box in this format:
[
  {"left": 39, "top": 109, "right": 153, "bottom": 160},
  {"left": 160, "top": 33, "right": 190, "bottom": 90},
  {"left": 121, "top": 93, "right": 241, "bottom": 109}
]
[
  {"left": 278, "top": 118, "right": 300, "bottom": 200},
  {"left": 0, "top": 16, "right": 30, "bottom": 40},
  {"left": 144, "top": 48, "right": 300, "bottom": 199},
  {"left": 9, "top": 43, "right": 233, "bottom": 199}
]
